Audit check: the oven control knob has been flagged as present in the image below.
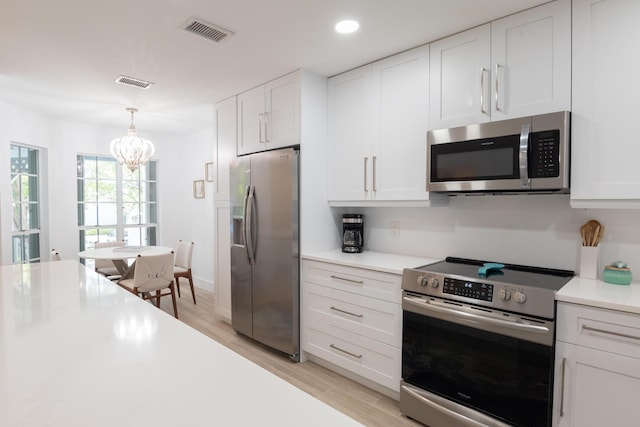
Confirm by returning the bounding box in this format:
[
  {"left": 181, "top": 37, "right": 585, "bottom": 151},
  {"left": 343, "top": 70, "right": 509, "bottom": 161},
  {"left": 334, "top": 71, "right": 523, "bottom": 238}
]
[
  {"left": 418, "top": 276, "right": 429, "bottom": 287},
  {"left": 514, "top": 291, "right": 527, "bottom": 304},
  {"left": 429, "top": 278, "right": 439, "bottom": 289},
  {"left": 499, "top": 289, "right": 511, "bottom": 301}
]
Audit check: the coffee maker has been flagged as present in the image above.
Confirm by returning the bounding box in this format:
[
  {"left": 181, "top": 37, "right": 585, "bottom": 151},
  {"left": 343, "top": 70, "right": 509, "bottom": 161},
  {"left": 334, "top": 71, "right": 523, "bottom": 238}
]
[{"left": 342, "top": 214, "right": 364, "bottom": 253}]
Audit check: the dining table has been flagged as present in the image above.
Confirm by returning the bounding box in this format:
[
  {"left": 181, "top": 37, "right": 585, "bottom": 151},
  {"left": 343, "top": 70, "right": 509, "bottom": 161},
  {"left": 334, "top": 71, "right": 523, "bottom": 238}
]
[{"left": 78, "top": 245, "right": 174, "bottom": 276}]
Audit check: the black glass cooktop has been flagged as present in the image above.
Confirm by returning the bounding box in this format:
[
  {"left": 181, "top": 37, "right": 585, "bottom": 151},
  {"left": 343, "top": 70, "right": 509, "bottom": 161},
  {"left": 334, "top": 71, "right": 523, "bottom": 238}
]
[{"left": 415, "top": 256, "right": 574, "bottom": 291}]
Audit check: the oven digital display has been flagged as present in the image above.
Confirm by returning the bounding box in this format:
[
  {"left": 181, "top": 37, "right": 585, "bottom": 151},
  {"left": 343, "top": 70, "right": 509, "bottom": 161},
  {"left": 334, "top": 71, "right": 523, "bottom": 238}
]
[{"left": 443, "top": 278, "right": 493, "bottom": 301}]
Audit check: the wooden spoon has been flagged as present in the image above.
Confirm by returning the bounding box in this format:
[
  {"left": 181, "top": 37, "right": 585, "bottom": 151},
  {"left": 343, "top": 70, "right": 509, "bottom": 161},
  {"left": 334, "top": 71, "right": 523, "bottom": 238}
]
[{"left": 581, "top": 220, "right": 600, "bottom": 246}]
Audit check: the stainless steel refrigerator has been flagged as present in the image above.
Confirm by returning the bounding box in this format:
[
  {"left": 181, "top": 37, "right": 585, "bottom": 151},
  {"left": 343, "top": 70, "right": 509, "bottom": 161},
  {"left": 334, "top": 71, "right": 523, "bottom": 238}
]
[{"left": 229, "top": 146, "right": 300, "bottom": 361}]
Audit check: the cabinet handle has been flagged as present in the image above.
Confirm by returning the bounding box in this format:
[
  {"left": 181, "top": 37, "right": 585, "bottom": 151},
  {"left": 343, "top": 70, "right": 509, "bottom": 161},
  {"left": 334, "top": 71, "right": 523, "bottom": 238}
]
[
  {"left": 330, "top": 274, "right": 364, "bottom": 284},
  {"left": 330, "top": 344, "right": 362, "bottom": 359},
  {"left": 363, "top": 157, "right": 369, "bottom": 192},
  {"left": 372, "top": 156, "right": 377, "bottom": 192},
  {"left": 495, "top": 64, "right": 503, "bottom": 112},
  {"left": 560, "top": 357, "right": 566, "bottom": 417},
  {"left": 330, "top": 306, "right": 364, "bottom": 318},
  {"left": 480, "top": 67, "right": 488, "bottom": 115},
  {"left": 582, "top": 325, "right": 640, "bottom": 342},
  {"left": 264, "top": 111, "right": 270, "bottom": 142},
  {"left": 258, "top": 113, "right": 265, "bottom": 144}
]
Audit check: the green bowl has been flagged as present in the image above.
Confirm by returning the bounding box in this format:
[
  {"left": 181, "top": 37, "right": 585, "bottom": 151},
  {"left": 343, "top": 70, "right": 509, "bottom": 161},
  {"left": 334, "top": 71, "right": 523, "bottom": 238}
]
[{"left": 602, "top": 267, "right": 632, "bottom": 285}]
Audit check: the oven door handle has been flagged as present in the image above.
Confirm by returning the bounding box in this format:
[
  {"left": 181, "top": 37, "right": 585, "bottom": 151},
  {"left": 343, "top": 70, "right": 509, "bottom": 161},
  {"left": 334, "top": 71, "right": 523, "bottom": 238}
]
[{"left": 403, "top": 296, "right": 550, "bottom": 335}]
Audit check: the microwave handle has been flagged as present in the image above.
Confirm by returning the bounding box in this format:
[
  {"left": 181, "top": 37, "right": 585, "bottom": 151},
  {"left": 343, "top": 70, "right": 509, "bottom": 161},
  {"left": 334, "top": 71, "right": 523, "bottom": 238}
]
[{"left": 519, "top": 123, "right": 531, "bottom": 189}]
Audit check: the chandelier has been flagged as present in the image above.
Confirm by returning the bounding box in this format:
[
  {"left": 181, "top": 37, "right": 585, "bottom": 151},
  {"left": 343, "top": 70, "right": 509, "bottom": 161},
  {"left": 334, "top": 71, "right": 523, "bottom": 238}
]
[{"left": 110, "top": 107, "right": 155, "bottom": 172}]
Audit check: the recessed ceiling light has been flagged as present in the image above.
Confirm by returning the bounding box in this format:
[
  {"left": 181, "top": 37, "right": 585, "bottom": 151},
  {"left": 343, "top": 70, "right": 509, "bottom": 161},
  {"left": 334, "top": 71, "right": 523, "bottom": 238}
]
[{"left": 335, "top": 19, "right": 360, "bottom": 34}]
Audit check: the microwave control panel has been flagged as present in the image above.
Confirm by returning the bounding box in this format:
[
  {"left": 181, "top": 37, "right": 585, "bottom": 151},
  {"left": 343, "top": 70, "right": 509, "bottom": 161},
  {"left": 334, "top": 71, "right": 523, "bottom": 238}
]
[{"left": 529, "top": 130, "right": 560, "bottom": 178}]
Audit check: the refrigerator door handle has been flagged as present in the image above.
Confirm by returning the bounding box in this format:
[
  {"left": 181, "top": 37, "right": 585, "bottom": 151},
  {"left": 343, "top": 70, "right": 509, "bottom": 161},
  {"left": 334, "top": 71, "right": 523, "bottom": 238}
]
[{"left": 245, "top": 185, "right": 256, "bottom": 265}]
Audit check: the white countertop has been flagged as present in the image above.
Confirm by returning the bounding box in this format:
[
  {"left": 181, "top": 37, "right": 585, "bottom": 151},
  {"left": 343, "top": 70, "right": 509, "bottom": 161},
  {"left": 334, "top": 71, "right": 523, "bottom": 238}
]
[
  {"left": 302, "top": 249, "right": 440, "bottom": 275},
  {"left": 556, "top": 276, "right": 640, "bottom": 315},
  {"left": 0, "top": 260, "right": 363, "bottom": 427}
]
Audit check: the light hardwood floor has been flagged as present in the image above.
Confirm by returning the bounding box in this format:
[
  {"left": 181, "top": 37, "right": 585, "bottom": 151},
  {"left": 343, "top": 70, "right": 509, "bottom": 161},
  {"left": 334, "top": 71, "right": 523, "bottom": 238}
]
[{"left": 161, "top": 284, "right": 422, "bottom": 427}]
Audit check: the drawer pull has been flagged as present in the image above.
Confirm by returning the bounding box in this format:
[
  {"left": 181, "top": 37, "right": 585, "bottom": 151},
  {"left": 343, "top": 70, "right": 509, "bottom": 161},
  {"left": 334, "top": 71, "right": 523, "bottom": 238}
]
[
  {"left": 330, "top": 344, "right": 363, "bottom": 359},
  {"left": 330, "top": 275, "right": 364, "bottom": 284},
  {"left": 582, "top": 325, "right": 640, "bottom": 342},
  {"left": 560, "top": 357, "right": 566, "bottom": 417},
  {"left": 330, "top": 306, "right": 363, "bottom": 318}
]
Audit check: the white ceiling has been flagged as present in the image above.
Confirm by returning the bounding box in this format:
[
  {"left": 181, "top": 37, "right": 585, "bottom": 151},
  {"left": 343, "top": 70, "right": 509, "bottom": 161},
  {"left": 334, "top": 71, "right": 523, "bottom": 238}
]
[{"left": 0, "top": 0, "right": 549, "bottom": 135}]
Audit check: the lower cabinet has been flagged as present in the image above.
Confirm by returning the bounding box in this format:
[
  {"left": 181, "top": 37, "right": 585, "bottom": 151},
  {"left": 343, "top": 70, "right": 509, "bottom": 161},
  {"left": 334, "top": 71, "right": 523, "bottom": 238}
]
[
  {"left": 301, "top": 259, "right": 403, "bottom": 394},
  {"left": 214, "top": 203, "right": 231, "bottom": 321},
  {"left": 553, "top": 302, "right": 640, "bottom": 426}
]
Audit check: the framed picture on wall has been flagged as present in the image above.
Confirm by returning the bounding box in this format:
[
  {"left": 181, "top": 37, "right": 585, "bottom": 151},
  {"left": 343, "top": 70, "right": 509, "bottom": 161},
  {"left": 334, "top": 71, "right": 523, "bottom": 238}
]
[
  {"left": 193, "top": 179, "right": 205, "bottom": 198},
  {"left": 205, "top": 162, "right": 214, "bottom": 182}
]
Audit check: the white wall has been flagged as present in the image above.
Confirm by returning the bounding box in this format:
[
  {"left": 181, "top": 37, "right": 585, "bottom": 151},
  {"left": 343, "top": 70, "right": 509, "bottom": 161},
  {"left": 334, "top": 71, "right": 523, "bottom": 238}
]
[
  {"left": 0, "top": 102, "right": 215, "bottom": 290},
  {"left": 343, "top": 195, "right": 640, "bottom": 275}
]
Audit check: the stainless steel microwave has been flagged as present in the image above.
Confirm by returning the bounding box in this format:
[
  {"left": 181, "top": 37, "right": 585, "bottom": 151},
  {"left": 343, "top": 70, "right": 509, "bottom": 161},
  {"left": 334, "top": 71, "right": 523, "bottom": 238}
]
[{"left": 427, "top": 111, "right": 570, "bottom": 194}]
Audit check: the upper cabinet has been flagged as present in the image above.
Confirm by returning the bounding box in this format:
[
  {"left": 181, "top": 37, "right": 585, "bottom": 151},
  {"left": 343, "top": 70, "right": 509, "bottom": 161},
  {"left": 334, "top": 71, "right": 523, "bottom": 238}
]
[
  {"left": 237, "top": 71, "right": 300, "bottom": 155},
  {"left": 571, "top": 0, "right": 640, "bottom": 208},
  {"left": 327, "top": 45, "right": 444, "bottom": 206},
  {"left": 213, "top": 96, "right": 236, "bottom": 202},
  {"left": 430, "top": 0, "right": 571, "bottom": 130}
]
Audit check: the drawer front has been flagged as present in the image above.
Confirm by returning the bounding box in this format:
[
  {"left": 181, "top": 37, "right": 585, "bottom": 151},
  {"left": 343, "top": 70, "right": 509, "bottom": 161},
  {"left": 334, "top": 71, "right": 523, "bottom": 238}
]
[
  {"left": 303, "top": 282, "right": 402, "bottom": 347},
  {"left": 303, "top": 318, "right": 401, "bottom": 391},
  {"left": 303, "top": 260, "right": 402, "bottom": 303},
  {"left": 557, "top": 302, "right": 640, "bottom": 359}
]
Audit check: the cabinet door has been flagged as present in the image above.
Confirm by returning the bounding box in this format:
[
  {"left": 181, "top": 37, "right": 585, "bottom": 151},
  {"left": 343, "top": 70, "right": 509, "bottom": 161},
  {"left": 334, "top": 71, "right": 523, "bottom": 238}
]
[
  {"left": 237, "top": 85, "right": 265, "bottom": 155},
  {"left": 214, "top": 203, "right": 231, "bottom": 321},
  {"left": 430, "top": 24, "right": 491, "bottom": 129},
  {"left": 371, "top": 45, "right": 429, "bottom": 201},
  {"left": 491, "top": 0, "right": 571, "bottom": 121},
  {"left": 327, "top": 65, "right": 373, "bottom": 201},
  {"left": 265, "top": 72, "right": 300, "bottom": 149},
  {"left": 214, "top": 96, "right": 236, "bottom": 201},
  {"left": 571, "top": 0, "right": 640, "bottom": 207},
  {"left": 553, "top": 341, "right": 640, "bottom": 427}
]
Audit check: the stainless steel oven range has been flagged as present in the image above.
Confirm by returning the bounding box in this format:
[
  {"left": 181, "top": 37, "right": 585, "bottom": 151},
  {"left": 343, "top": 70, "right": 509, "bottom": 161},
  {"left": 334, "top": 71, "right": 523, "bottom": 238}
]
[{"left": 400, "top": 257, "right": 574, "bottom": 427}]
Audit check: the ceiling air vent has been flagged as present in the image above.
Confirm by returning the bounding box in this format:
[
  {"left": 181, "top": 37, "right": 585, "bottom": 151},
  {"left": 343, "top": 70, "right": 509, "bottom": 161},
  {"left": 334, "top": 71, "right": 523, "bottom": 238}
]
[
  {"left": 181, "top": 17, "right": 234, "bottom": 43},
  {"left": 115, "top": 75, "right": 154, "bottom": 90}
]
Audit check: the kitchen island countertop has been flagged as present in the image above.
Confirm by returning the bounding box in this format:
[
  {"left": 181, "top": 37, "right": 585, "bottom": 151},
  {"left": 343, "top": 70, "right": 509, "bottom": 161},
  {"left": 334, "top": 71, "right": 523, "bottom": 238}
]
[
  {"left": 302, "top": 249, "right": 440, "bottom": 275},
  {"left": 556, "top": 276, "right": 640, "bottom": 315},
  {"left": 0, "top": 260, "right": 363, "bottom": 427}
]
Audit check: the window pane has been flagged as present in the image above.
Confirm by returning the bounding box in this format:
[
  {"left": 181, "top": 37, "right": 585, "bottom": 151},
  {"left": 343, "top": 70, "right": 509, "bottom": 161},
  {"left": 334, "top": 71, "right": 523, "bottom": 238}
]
[
  {"left": 123, "top": 166, "right": 139, "bottom": 182},
  {"left": 20, "top": 175, "right": 30, "bottom": 201},
  {"left": 12, "top": 203, "right": 21, "bottom": 231},
  {"left": 97, "top": 203, "right": 117, "bottom": 225},
  {"left": 21, "top": 203, "right": 30, "bottom": 231},
  {"left": 123, "top": 203, "right": 140, "bottom": 225},
  {"left": 124, "top": 227, "right": 142, "bottom": 246},
  {"left": 12, "top": 236, "right": 23, "bottom": 263},
  {"left": 122, "top": 181, "right": 140, "bottom": 203},
  {"left": 28, "top": 176, "right": 38, "bottom": 202},
  {"left": 27, "top": 233, "right": 40, "bottom": 261},
  {"left": 83, "top": 203, "right": 98, "bottom": 226},
  {"left": 97, "top": 158, "right": 117, "bottom": 180},
  {"left": 28, "top": 203, "right": 39, "bottom": 229},
  {"left": 82, "top": 179, "right": 98, "bottom": 202},
  {"left": 10, "top": 145, "right": 20, "bottom": 174},
  {"left": 83, "top": 157, "right": 98, "bottom": 180},
  {"left": 27, "top": 148, "right": 38, "bottom": 174},
  {"left": 146, "top": 227, "right": 157, "bottom": 246},
  {"left": 97, "top": 180, "right": 117, "bottom": 203},
  {"left": 84, "top": 228, "right": 98, "bottom": 250},
  {"left": 97, "top": 228, "right": 118, "bottom": 243},
  {"left": 77, "top": 179, "right": 84, "bottom": 201},
  {"left": 148, "top": 203, "right": 157, "bottom": 223},
  {"left": 79, "top": 230, "right": 86, "bottom": 252},
  {"left": 77, "top": 156, "right": 84, "bottom": 178},
  {"left": 146, "top": 182, "right": 157, "bottom": 202}
]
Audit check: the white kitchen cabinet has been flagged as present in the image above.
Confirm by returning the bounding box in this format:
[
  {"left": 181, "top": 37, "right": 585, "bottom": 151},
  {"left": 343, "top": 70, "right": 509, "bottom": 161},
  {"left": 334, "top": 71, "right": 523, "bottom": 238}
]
[
  {"left": 430, "top": 0, "right": 570, "bottom": 129},
  {"left": 213, "top": 96, "right": 235, "bottom": 321},
  {"left": 237, "top": 71, "right": 299, "bottom": 155},
  {"left": 214, "top": 202, "right": 231, "bottom": 321},
  {"left": 570, "top": 0, "right": 640, "bottom": 208},
  {"left": 301, "top": 259, "right": 404, "bottom": 394},
  {"left": 553, "top": 302, "right": 640, "bottom": 427},
  {"left": 327, "top": 45, "right": 443, "bottom": 206}
]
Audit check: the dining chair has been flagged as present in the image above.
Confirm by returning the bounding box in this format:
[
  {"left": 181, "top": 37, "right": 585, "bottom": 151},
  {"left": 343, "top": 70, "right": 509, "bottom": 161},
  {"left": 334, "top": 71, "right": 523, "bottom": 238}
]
[
  {"left": 116, "top": 252, "right": 178, "bottom": 318},
  {"left": 174, "top": 241, "right": 196, "bottom": 304},
  {"left": 51, "top": 249, "right": 61, "bottom": 261},
  {"left": 94, "top": 240, "right": 125, "bottom": 280}
]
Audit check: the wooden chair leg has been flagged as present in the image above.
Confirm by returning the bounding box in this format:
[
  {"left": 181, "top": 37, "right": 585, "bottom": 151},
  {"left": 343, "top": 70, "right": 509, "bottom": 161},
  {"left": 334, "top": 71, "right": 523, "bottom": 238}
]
[
  {"left": 170, "top": 282, "right": 178, "bottom": 319},
  {"left": 175, "top": 276, "right": 182, "bottom": 298},
  {"left": 155, "top": 290, "right": 161, "bottom": 307},
  {"left": 188, "top": 271, "right": 196, "bottom": 304}
]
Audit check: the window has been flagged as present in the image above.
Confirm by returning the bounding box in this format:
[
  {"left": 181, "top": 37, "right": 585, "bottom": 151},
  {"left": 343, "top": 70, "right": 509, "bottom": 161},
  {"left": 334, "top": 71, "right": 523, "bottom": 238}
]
[
  {"left": 11, "top": 145, "right": 41, "bottom": 263},
  {"left": 77, "top": 155, "right": 157, "bottom": 253}
]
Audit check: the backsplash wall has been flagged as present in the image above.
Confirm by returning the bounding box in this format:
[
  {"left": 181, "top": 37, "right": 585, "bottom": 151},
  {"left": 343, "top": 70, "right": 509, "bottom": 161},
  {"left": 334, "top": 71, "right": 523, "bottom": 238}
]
[{"left": 340, "top": 195, "right": 640, "bottom": 274}]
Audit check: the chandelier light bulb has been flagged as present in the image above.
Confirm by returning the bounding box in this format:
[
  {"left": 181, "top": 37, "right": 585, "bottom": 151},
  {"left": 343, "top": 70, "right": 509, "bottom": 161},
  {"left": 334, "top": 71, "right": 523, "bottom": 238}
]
[{"left": 110, "top": 107, "right": 155, "bottom": 172}]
